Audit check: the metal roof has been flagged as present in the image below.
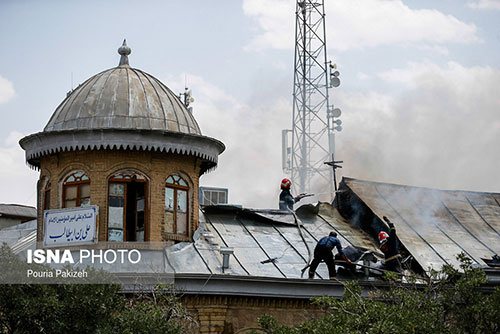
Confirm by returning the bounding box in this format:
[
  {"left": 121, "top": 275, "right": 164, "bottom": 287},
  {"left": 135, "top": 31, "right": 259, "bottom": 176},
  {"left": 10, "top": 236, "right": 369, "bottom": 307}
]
[
  {"left": 3, "top": 197, "right": 500, "bottom": 291},
  {"left": 0, "top": 219, "right": 36, "bottom": 250},
  {"left": 0, "top": 204, "right": 36, "bottom": 219},
  {"left": 165, "top": 203, "right": 380, "bottom": 279},
  {"left": 339, "top": 177, "right": 500, "bottom": 271}
]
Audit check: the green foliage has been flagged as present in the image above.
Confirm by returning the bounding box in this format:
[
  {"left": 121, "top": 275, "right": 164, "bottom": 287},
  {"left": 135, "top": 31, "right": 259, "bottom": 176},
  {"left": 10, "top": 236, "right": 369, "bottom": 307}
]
[
  {"left": 440, "top": 253, "right": 499, "bottom": 334},
  {"left": 256, "top": 253, "right": 500, "bottom": 334},
  {"left": 0, "top": 281, "right": 123, "bottom": 334},
  {"left": 256, "top": 314, "right": 298, "bottom": 334},
  {"left": 103, "top": 284, "right": 196, "bottom": 334},
  {"left": 0, "top": 246, "right": 193, "bottom": 334}
]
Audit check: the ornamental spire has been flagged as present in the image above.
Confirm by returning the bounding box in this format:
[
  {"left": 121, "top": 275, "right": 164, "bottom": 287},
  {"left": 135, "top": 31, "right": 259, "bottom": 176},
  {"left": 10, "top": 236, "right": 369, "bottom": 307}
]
[{"left": 118, "top": 39, "right": 131, "bottom": 66}]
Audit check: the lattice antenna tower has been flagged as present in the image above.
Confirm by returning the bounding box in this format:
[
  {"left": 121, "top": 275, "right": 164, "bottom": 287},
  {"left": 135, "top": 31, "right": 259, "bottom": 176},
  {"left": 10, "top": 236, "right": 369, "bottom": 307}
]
[{"left": 282, "top": 0, "right": 342, "bottom": 198}]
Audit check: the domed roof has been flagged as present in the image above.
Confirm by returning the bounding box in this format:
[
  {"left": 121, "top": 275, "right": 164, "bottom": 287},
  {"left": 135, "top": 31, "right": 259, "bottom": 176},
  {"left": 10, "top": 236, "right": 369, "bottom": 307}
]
[
  {"left": 20, "top": 40, "right": 224, "bottom": 174},
  {"left": 44, "top": 41, "right": 201, "bottom": 135}
]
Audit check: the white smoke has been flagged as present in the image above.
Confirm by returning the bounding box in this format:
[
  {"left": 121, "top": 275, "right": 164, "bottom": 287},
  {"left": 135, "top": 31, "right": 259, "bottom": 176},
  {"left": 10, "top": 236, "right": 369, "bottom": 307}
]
[
  {"left": 163, "top": 59, "right": 500, "bottom": 209},
  {"left": 337, "top": 61, "right": 500, "bottom": 193}
]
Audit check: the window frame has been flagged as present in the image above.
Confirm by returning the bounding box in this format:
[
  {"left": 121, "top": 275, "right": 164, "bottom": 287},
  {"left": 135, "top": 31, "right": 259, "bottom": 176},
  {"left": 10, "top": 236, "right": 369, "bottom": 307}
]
[
  {"left": 106, "top": 170, "right": 149, "bottom": 242},
  {"left": 165, "top": 175, "right": 190, "bottom": 236},
  {"left": 202, "top": 189, "right": 227, "bottom": 205},
  {"left": 62, "top": 171, "right": 90, "bottom": 208}
]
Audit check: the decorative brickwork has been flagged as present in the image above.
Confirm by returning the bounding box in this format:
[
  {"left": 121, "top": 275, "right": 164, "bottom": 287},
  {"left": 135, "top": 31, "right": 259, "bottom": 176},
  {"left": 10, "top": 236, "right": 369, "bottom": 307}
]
[
  {"left": 37, "top": 149, "right": 202, "bottom": 243},
  {"left": 182, "top": 295, "right": 324, "bottom": 334}
]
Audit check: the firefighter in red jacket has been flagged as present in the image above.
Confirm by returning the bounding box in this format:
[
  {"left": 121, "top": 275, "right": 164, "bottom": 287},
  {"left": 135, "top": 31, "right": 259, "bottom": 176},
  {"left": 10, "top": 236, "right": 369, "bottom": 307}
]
[{"left": 379, "top": 216, "right": 402, "bottom": 272}]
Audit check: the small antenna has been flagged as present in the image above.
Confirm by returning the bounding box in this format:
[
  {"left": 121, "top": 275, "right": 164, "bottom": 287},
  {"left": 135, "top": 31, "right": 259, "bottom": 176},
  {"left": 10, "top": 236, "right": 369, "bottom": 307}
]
[
  {"left": 67, "top": 72, "right": 74, "bottom": 97},
  {"left": 179, "top": 75, "right": 194, "bottom": 109},
  {"left": 324, "top": 155, "right": 343, "bottom": 207}
]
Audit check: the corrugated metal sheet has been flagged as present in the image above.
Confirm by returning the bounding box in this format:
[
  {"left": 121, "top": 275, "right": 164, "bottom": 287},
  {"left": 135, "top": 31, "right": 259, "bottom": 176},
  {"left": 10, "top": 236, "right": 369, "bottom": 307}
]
[{"left": 340, "top": 177, "right": 500, "bottom": 271}]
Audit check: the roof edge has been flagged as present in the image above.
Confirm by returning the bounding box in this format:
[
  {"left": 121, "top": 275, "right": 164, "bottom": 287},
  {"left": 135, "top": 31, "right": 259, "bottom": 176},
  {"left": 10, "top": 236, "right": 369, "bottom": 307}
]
[
  {"left": 19, "top": 129, "right": 225, "bottom": 175},
  {"left": 118, "top": 272, "right": 394, "bottom": 297},
  {"left": 341, "top": 176, "right": 500, "bottom": 196}
]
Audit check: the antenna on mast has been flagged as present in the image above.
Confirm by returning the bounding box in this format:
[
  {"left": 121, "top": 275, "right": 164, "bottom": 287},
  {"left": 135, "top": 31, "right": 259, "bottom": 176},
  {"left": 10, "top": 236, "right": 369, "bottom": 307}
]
[{"left": 281, "top": 0, "right": 343, "bottom": 200}]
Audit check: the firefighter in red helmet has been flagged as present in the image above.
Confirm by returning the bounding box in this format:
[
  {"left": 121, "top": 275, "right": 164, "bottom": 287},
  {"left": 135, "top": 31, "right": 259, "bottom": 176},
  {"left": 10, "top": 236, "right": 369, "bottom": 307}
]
[
  {"left": 279, "top": 178, "right": 306, "bottom": 211},
  {"left": 379, "top": 216, "right": 402, "bottom": 272}
]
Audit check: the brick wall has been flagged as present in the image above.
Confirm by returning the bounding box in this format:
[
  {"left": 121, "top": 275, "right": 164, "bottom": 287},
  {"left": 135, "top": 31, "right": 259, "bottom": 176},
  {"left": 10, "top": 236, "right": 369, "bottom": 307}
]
[
  {"left": 37, "top": 149, "right": 202, "bottom": 242},
  {"left": 182, "top": 295, "right": 324, "bottom": 333}
]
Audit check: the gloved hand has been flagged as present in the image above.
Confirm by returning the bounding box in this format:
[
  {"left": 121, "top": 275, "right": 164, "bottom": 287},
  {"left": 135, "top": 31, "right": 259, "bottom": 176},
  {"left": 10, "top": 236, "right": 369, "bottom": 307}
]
[
  {"left": 295, "top": 193, "right": 307, "bottom": 201},
  {"left": 383, "top": 216, "right": 394, "bottom": 228},
  {"left": 342, "top": 254, "right": 353, "bottom": 265}
]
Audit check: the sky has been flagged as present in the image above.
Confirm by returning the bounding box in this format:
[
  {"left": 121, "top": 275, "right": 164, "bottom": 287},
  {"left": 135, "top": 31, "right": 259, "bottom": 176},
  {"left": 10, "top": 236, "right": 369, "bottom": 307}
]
[{"left": 0, "top": 0, "right": 499, "bottom": 209}]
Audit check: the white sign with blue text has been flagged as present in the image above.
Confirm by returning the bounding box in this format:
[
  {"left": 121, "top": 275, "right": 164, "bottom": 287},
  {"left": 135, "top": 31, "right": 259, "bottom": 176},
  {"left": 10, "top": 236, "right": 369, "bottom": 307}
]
[{"left": 43, "top": 206, "right": 98, "bottom": 247}]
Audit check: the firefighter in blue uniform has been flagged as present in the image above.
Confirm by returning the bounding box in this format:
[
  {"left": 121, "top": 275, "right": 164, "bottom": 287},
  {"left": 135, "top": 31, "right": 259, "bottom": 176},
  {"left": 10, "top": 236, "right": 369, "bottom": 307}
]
[{"left": 309, "top": 231, "right": 352, "bottom": 279}]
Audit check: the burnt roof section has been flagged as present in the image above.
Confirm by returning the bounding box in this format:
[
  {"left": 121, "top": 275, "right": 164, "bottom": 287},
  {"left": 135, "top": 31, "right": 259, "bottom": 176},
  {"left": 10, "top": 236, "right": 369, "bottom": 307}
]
[{"left": 337, "top": 177, "right": 500, "bottom": 271}]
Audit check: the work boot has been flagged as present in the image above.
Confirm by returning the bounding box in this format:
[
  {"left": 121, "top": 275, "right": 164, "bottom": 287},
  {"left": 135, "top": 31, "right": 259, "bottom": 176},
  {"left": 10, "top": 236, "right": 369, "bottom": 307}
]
[{"left": 308, "top": 271, "right": 315, "bottom": 279}]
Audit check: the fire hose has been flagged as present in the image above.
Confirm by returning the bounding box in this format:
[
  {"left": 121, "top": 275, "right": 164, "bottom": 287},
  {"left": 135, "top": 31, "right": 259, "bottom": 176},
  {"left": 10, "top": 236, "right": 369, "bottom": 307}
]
[{"left": 288, "top": 210, "right": 313, "bottom": 278}]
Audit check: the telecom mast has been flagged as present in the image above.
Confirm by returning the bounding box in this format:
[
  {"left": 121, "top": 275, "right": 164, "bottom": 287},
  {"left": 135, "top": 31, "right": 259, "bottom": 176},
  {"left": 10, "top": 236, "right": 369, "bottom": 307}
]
[{"left": 282, "top": 0, "right": 342, "bottom": 198}]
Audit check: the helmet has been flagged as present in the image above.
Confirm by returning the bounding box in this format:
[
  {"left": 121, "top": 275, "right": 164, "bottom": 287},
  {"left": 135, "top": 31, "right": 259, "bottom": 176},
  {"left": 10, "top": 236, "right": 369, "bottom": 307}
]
[
  {"left": 378, "top": 231, "right": 389, "bottom": 244},
  {"left": 281, "top": 178, "right": 291, "bottom": 189}
]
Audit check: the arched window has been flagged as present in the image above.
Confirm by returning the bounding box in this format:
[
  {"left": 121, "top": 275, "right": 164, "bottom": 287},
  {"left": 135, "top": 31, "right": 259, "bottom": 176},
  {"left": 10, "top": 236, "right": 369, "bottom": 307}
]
[
  {"left": 165, "top": 175, "right": 189, "bottom": 236},
  {"left": 108, "top": 170, "right": 148, "bottom": 242},
  {"left": 62, "top": 171, "right": 90, "bottom": 208},
  {"left": 43, "top": 182, "right": 51, "bottom": 211}
]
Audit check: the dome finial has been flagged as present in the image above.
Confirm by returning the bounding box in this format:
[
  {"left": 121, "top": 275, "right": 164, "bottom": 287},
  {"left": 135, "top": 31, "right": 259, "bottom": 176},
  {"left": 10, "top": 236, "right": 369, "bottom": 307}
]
[{"left": 118, "top": 39, "right": 131, "bottom": 66}]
